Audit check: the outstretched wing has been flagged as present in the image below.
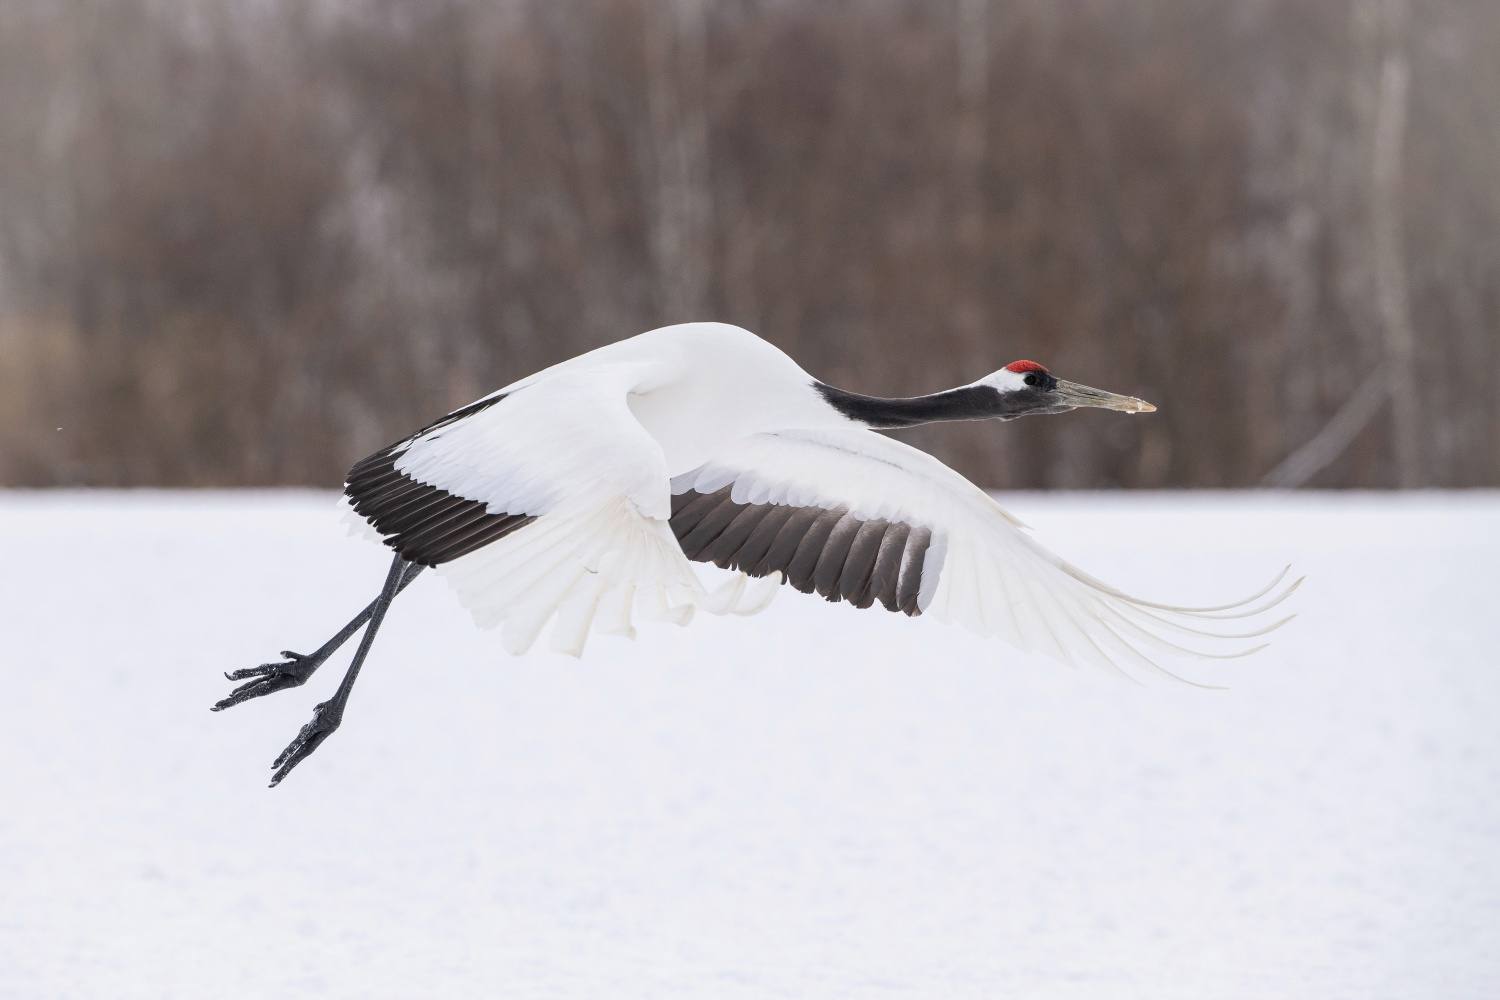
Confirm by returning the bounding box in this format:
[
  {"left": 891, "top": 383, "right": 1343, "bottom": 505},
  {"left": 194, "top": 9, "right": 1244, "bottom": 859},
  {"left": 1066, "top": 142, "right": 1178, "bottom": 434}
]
[
  {"left": 669, "top": 427, "right": 1298, "bottom": 681},
  {"left": 343, "top": 366, "right": 776, "bottom": 657}
]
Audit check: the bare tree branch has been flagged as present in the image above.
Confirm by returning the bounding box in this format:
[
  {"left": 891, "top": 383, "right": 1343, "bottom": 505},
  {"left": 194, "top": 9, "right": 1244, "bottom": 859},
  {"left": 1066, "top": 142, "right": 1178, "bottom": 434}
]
[
  {"left": 1259, "top": 363, "right": 1389, "bottom": 488},
  {"left": 645, "top": 0, "right": 712, "bottom": 324},
  {"left": 1371, "top": 0, "right": 1422, "bottom": 486}
]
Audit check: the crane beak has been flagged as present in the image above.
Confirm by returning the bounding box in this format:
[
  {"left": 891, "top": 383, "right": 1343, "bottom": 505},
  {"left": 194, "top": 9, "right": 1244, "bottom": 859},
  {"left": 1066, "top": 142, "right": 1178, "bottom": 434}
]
[{"left": 1053, "top": 380, "right": 1156, "bottom": 413}]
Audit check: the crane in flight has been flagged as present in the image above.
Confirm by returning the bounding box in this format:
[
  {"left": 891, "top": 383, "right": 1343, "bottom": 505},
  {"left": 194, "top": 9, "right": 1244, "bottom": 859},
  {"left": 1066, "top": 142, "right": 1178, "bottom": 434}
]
[{"left": 214, "top": 323, "right": 1296, "bottom": 785}]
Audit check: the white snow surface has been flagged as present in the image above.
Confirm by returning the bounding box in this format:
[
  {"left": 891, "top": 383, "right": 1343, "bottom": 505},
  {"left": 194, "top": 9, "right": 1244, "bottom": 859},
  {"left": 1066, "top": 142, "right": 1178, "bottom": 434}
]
[{"left": 2, "top": 490, "right": 1497, "bottom": 999}]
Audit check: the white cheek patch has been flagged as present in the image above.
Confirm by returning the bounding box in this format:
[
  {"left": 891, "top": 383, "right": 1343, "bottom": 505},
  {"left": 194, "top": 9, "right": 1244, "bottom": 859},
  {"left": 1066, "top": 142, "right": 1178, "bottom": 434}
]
[{"left": 978, "top": 368, "right": 1032, "bottom": 394}]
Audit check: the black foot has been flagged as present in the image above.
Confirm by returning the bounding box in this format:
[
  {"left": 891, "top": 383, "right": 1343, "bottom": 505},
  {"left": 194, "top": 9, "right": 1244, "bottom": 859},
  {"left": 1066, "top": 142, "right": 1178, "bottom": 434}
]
[
  {"left": 212, "top": 650, "right": 326, "bottom": 711},
  {"left": 269, "top": 699, "right": 343, "bottom": 787}
]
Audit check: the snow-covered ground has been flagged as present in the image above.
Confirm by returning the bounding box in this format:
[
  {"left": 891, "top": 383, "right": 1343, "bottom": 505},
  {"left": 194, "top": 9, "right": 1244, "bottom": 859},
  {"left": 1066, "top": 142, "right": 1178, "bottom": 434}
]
[{"left": 1, "top": 490, "right": 1496, "bottom": 999}]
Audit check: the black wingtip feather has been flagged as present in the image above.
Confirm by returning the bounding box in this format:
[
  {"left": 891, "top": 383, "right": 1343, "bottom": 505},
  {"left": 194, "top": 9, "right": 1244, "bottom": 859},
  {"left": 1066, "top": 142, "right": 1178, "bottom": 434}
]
[
  {"left": 784, "top": 509, "right": 844, "bottom": 593},
  {"left": 667, "top": 486, "right": 931, "bottom": 618},
  {"left": 812, "top": 514, "right": 861, "bottom": 599},
  {"left": 343, "top": 392, "right": 535, "bottom": 566},
  {"left": 678, "top": 493, "right": 743, "bottom": 558},
  {"left": 840, "top": 520, "right": 888, "bottom": 607},
  {"left": 896, "top": 527, "right": 932, "bottom": 616}
]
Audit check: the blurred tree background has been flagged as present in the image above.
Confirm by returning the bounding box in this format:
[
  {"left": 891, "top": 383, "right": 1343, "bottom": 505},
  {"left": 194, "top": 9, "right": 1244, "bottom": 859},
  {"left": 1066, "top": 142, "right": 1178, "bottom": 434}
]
[{"left": 1, "top": 0, "right": 1496, "bottom": 489}]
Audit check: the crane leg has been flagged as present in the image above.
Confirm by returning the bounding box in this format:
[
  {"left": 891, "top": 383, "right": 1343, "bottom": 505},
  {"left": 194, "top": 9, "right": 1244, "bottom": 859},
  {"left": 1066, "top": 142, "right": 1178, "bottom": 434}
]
[
  {"left": 261, "top": 552, "right": 412, "bottom": 787},
  {"left": 213, "top": 556, "right": 424, "bottom": 711}
]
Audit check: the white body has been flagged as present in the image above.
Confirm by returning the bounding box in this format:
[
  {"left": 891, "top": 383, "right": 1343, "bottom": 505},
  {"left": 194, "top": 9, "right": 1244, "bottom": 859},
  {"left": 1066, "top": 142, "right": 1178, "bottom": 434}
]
[
  {"left": 347, "top": 323, "right": 1295, "bottom": 670},
  {"left": 474, "top": 323, "right": 853, "bottom": 486}
]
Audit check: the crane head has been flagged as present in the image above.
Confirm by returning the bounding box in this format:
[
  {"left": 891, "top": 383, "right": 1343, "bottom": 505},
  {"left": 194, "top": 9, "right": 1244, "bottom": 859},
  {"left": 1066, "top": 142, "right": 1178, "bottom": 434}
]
[{"left": 980, "top": 360, "right": 1157, "bottom": 417}]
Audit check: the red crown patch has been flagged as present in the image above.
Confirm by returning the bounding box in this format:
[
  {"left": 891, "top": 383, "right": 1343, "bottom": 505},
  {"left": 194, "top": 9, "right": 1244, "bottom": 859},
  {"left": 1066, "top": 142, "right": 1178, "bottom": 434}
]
[{"left": 1004, "top": 360, "right": 1049, "bottom": 374}]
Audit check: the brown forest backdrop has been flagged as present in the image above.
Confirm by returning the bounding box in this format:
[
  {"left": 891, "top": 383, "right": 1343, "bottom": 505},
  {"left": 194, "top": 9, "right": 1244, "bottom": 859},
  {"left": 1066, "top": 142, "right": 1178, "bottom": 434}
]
[{"left": 1, "top": 0, "right": 1498, "bottom": 489}]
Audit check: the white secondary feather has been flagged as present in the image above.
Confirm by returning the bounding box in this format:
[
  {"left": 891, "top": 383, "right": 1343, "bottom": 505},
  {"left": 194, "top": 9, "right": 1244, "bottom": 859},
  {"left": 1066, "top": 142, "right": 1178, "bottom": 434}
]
[{"left": 673, "top": 426, "right": 1299, "bottom": 682}]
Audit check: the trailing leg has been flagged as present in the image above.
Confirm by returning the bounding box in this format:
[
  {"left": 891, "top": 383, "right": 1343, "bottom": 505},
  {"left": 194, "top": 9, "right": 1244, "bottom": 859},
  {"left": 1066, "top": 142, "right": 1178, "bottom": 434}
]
[
  {"left": 266, "top": 553, "right": 411, "bottom": 786},
  {"left": 213, "top": 558, "right": 424, "bottom": 711}
]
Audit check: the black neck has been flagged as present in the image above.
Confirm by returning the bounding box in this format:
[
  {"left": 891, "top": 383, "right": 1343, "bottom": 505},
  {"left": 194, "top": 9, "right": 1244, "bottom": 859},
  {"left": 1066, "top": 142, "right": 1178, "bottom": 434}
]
[{"left": 815, "top": 383, "right": 1013, "bottom": 429}]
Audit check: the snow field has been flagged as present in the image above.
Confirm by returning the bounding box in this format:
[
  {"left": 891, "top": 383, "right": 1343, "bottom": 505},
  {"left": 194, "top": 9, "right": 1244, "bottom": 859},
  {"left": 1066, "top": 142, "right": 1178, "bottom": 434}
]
[{"left": 0, "top": 490, "right": 1497, "bottom": 999}]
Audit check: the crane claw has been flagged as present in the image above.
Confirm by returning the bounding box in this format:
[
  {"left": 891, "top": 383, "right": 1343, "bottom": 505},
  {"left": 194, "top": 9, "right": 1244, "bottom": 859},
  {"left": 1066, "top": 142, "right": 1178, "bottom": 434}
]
[
  {"left": 212, "top": 650, "right": 325, "bottom": 711},
  {"left": 268, "top": 698, "right": 345, "bottom": 787}
]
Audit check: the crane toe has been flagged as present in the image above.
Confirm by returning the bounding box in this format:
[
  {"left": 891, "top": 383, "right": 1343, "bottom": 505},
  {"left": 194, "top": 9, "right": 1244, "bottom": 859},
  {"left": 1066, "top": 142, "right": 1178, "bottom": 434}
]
[
  {"left": 212, "top": 651, "right": 321, "bottom": 711},
  {"left": 268, "top": 699, "right": 343, "bottom": 787}
]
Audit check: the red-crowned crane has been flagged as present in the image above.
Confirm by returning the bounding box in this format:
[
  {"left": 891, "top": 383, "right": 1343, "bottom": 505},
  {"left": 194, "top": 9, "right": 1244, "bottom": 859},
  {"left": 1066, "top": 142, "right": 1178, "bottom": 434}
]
[{"left": 215, "top": 323, "right": 1297, "bottom": 785}]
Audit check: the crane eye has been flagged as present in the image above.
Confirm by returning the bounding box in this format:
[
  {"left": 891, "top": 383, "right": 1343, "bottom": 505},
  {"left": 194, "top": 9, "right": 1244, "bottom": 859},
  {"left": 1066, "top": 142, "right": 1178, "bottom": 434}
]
[{"left": 1023, "top": 373, "right": 1040, "bottom": 387}]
